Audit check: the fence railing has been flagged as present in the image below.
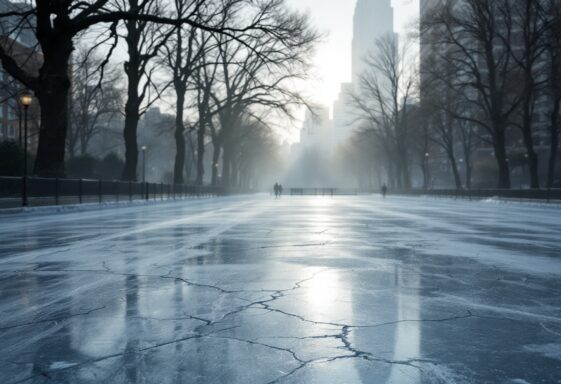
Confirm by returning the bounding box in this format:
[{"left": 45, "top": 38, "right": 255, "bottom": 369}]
[
  {"left": 284, "top": 186, "right": 561, "bottom": 202},
  {"left": 394, "top": 188, "right": 561, "bottom": 202},
  {"left": 289, "top": 188, "right": 359, "bottom": 196},
  {"left": 0, "top": 176, "right": 224, "bottom": 209}
]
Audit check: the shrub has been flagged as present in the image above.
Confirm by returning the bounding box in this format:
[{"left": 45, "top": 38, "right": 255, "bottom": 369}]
[
  {"left": 66, "top": 155, "right": 99, "bottom": 179},
  {"left": 98, "top": 152, "right": 124, "bottom": 180},
  {"left": 0, "top": 141, "right": 25, "bottom": 176}
]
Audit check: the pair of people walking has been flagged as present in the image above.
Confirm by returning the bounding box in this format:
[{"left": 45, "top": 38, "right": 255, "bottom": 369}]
[{"left": 273, "top": 183, "right": 283, "bottom": 198}]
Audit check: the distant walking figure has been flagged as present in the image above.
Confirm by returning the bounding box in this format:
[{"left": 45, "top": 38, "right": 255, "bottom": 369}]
[
  {"left": 381, "top": 184, "right": 388, "bottom": 199},
  {"left": 278, "top": 184, "right": 283, "bottom": 198},
  {"left": 274, "top": 183, "right": 280, "bottom": 198}
]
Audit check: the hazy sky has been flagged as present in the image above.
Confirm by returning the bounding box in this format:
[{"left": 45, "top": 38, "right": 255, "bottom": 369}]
[{"left": 284, "top": 0, "right": 420, "bottom": 109}]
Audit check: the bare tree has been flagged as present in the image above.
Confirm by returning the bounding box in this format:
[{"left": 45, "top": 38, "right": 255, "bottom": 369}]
[
  {"left": 193, "top": 50, "right": 219, "bottom": 185},
  {"left": 509, "top": 0, "right": 548, "bottom": 188},
  {"left": 120, "top": 0, "right": 176, "bottom": 181},
  {"left": 163, "top": 0, "right": 219, "bottom": 185},
  {"left": 422, "top": 0, "right": 522, "bottom": 189},
  {"left": 208, "top": 4, "right": 318, "bottom": 188},
  {"left": 421, "top": 80, "right": 463, "bottom": 189},
  {"left": 350, "top": 34, "right": 417, "bottom": 190},
  {"left": 544, "top": 0, "right": 561, "bottom": 187},
  {"left": 68, "top": 46, "right": 121, "bottom": 157},
  {"left": 0, "top": 0, "right": 310, "bottom": 177},
  {"left": 232, "top": 117, "right": 279, "bottom": 190}
]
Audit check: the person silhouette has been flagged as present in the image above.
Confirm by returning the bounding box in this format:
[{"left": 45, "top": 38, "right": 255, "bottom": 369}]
[
  {"left": 274, "top": 183, "right": 279, "bottom": 198},
  {"left": 381, "top": 184, "right": 388, "bottom": 199},
  {"left": 278, "top": 184, "right": 283, "bottom": 198}
]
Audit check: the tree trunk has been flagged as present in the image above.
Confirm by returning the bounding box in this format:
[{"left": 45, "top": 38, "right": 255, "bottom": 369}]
[
  {"left": 196, "top": 119, "right": 206, "bottom": 186},
  {"left": 547, "top": 100, "right": 560, "bottom": 188},
  {"left": 445, "top": 148, "right": 462, "bottom": 190},
  {"left": 211, "top": 141, "right": 221, "bottom": 186},
  {"left": 521, "top": 101, "right": 540, "bottom": 188},
  {"left": 494, "top": 130, "right": 511, "bottom": 189},
  {"left": 420, "top": 159, "right": 429, "bottom": 190},
  {"left": 465, "top": 153, "right": 473, "bottom": 190},
  {"left": 33, "top": 39, "right": 73, "bottom": 177},
  {"left": 222, "top": 145, "right": 232, "bottom": 187},
  {"left": 173, "top": 87, "right": 186, "bottom": 185},
  {"left": 121, "top": 95, "right": 140, "bottom": 181}
]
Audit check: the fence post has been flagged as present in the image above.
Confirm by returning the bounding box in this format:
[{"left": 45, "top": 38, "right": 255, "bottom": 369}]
[
  {"left": 55, "top": 178, "right": 59, "bottom": 206},
  {"left": 79, "top": 179, "right": 83, "bottom": 204},
  {"left": 98, "top": 179, "right": 102, "bottom": 204},
  {"left": 145, "top": 182, "right": 149, "bottom": 201}
]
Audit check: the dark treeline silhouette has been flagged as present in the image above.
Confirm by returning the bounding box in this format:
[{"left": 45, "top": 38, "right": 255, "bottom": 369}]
[
  {"left": 420, "top": 0, "right": 561, "bottom": 189},
  {"left": 0, "top": 0, "right": 317, "bottom": 188},
  {"left": 347, "top": 0, "right": 561, "bottom": 190}
]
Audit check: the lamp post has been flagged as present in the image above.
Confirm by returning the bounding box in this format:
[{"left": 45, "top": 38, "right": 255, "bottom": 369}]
[
  {"left": 19, "top": 93, "right": 33, "bottom": 207},
  {"left": 424, "top": 152, "right": 430, "bottom": 190},
  {"left": 141, "top": 145, "right": 147, "bottom": 183}
]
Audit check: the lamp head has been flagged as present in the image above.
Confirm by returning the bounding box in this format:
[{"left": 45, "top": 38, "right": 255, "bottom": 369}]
[{"left": 20, "top": 93, "right": 33, "bottom": 107}]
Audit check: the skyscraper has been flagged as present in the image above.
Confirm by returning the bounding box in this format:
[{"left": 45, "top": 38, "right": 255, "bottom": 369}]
[
  {"left": 332, "top": 0, "right": 394, "bottom": 145},
  {"left": 352, "top": 0, "right": 394, "bottom": 83}
]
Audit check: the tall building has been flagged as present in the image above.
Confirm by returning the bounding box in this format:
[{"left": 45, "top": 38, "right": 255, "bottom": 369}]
[
  {"left": 332, "top": 0, "right": 394, "bottom": 146},
  {"left": 298, "top": 106, "right": 333, "bottom": 152},
  {"left": 352, "top": 0, "right": 394, "bottom": 83}
]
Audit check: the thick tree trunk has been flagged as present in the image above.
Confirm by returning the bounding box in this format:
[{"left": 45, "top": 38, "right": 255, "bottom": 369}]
[
  {"left": 173, "top": 88, "right": 186, "bottom": 185},
  {"left": 122, "top": 105, "right": 140, "bottom": 181},
  {"left": 446, "top": 149, "right": 462, "bottom": 190},
  {"left": 222, "top": 145, "right": 232, "bottom": 187},
  {"left": 420, "top": 160, "right": 429, "bottom": 190},
  {"left": 211, "top": 141, "right": 221, "bottom": 186},
  {"left": 196, "top": 119, "right": 206, "bottom": 186},
  {"left": 33, "top": 40, "right": 73, "bottom": 177}
]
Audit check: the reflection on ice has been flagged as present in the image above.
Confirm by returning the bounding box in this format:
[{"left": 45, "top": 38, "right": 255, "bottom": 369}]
[
  {"left": 387, "top": 266, "right": 421, "bottom": 384},
  {"left": 306, "top": 270, "right": 341, "bottom": 316},
  {"left": 1, "top": 196, "right": 560, "bottom": 383}
]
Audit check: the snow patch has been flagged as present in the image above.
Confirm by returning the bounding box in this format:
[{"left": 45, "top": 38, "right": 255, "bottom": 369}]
[
  {"left": 49, "top": 361, "right": 78, "bottom": 370},
  {"left": 524, "top": 343, "right": 561, "bottom": 360}
]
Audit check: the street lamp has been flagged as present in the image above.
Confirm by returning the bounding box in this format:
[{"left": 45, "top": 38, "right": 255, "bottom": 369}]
[
  {"left": 19, "top": 92, "right": 33, "bottom": 207},
  {"left": 424, "top": 153, "right": 430, "bottom": 190},
  {"left": 141, "top": 145, "right": 147, "bottom": 183}
]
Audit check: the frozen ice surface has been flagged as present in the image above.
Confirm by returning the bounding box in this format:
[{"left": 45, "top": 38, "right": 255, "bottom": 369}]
[{"left": 0, "top": 195, "right": 560, "bottom": 383}]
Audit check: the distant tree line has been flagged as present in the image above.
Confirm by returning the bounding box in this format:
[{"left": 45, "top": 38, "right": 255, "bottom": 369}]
[
  {"left": 348, "top": 0, "right": 561, "bottom": 190},
  {"left": 0, "top": 0, "right": 317, "bottom": 189}
]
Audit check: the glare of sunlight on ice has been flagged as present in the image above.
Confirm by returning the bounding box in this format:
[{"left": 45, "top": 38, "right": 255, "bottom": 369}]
[
  {"left": 307, "top": 197, "right": 336, "bottom": 242},
  {"left": 306, "top": 269, "right": 341, "bottom": 316},
  {"left": 304, "top": 268, "right": 365, "bottom": 382}
]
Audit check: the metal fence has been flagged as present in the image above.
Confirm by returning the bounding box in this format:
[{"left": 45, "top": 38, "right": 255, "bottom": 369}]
[
  {"left": 285, "top": 186, "right": 561, "bottom": 202},
  {"left": 0, "top": 176, "right": 224, "bottom": 209},
  {"left": 395, "top": 188, "right": 561, "bottom": 202},
  {"left": 289, "top": 188, "right": 359, "bottom": 196}
]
